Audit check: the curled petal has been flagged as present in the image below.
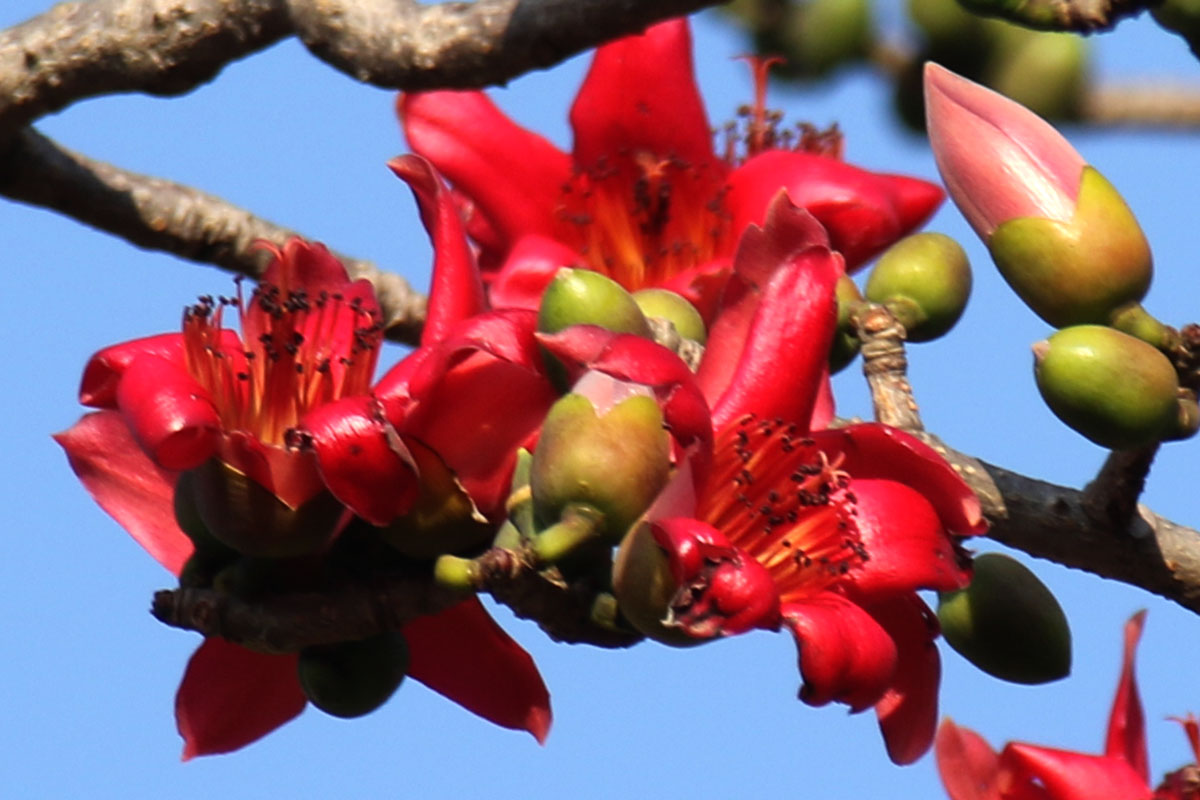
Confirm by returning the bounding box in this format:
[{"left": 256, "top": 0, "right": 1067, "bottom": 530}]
[
  {"left": 570, "top": 19, "right": 714, "bottom": 169},
  {"left": 1105, "top": 610, "right": 1149, "bottom": 782},
  {"left": 936, "top": 718, "right": 1004, "bottom": 800},
  {"left": 54, "top": 411, "right": 192, "bottom": 575},
  {"left": 781, "top": 592, "right": 898, "bottom": 712},
  {"left": 848, "top": 479, "right": 970, "bottom": 595},
  {"left": 870, "top": 595, "right": 942, "bottom": 765},
  {"left": 80, "top": 332, "right": 187, "bottom": 408},
  {"left": 405, "top": 598, "right": 551, "bottom": 743},
  {"left": 175, "top": 638, "right": 307, "bottom": 759},
  {"left": 489, "top": 234, "right": 584, "bottom": 312},
  {"left": 389, "top": 155, "right": 486, "bottom": 345},
  {"left": 1001, "top": 744, "right": 1152, "bottom": 800},
  {"left": 400, "top": 91, "right": 569, "bottom": 248},
  {"left": 116, "top": 354, "right": 219, "bottom": 471},
  {"left": 300, "top": 395, "right": 419, "bottom": 526}
]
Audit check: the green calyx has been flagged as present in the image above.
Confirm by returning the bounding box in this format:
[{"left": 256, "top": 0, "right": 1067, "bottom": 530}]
[
  {"left": 537, "top": 268, "right": 652, "bottom": 338},
  {"left": 989, "top": 167, "right": 1152, "bottom": 328},
  {"left": 530, "top": 393, "right": 670, "bottom": 545},
  {"left": 632, "top": 288, "right": 707, "bottom": 344},
  {"left": 611, "top": 522, "right": 706, "bottom": 648},
  {"left": 829, "top": 273, "right": 863, "bottom": 374},
  {"left": 1034, "top": 325, "right": 1182, "bottom": 449},
  {"left": 938, "top": 553, "right": 1071, "bottom": 685},
  {"left": 865, "top": 232, "right": 972, "bottom": 342},
  {"left": 297, "top": 632, "right": 410, "bottom": 719},
  {"left": 379, "top": 439, "right": 490, "bottom": 558}
]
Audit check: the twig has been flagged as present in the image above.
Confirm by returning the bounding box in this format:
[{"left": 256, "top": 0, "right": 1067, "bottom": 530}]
[
  {"left": 855, "top": 303, "right": 924, "bottom": 431},
  {"left": 1081, "top": 445, "right": 1160, "bottom": 528},
  {"left": 0, "top": 127, "right": 427, "bottom": 342}
]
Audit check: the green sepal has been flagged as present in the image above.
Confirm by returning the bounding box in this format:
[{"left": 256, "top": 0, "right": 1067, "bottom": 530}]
[
  {"left": 611, "top": 522, "right": 707, "bottom": 648},
  {"left": 298, "top": 632, "right": 410, "bottom": 719}
]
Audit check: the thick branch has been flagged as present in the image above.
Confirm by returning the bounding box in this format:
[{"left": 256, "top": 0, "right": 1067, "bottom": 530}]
[
  {"left": 958, "top": 0, "right": 1151, "bottom": 33},
  {"left": 0, "top": 127, "right": 427, "bottom": 341}
]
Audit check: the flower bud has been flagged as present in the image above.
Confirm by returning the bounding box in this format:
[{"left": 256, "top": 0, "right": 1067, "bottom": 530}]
[
  {"left": 1034, "top": 325, "right": 1181, "bottom": 449},
  {"left": 186, "top": 458, "right": 345, "bottom": 558},
  {"left": 537, "top": 268, "right": 652, "bottom": 338},
  {"left": 611, "top": 522, "right": 706, "bottom": 647},
  {"left": 530, "top": 384, "right": 670, "bottom": 544},
  {"left": 925, "top": 63, "right": 1152, "bottom": 328},
  {"left": 1152, "top": 0, "right": 1200, "bottom": 56},
  {"left": 778, "top": 0, "right": 871, "bottom": 78},
  {"left": 865, "top": 232, "right": 971, "bottom": 342},
  {"left": 829, "top": 274, "right": 863, "bottom": 373},
  {"left": 938, "top": 553, "right": 1071, "bottom": 684},
  {"left": 297, "top": 632, "right": 409, "bottom": 718},
  {"left": 632, "top": 288, "right": 707, "bottom": 344},
  {"left": 987, "top": 28, "right": 1087, "bottom": 121}
]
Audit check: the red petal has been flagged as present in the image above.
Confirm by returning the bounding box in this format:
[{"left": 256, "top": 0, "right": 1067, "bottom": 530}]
[
  {"left": 727, "top": 150, "right": 944, "bottom": 271},
  {"left": 817, "top": 424, "right": 986, "bottom": 536},
  {"left": 400, "top": 91, "right": 569, "bottom": 248},
  {"left": 781, "top": 592, "right": 897, "bottom": 712},
  {"left": 80, "top": 332, "right": 186, "bottom": 408},
  {"left": 570, "top": 19, "right": 714, "bottom": 170},
  {"left": 405, "top": 598, "right": 551, "bottom": 742},
  {"left": 846, "top": 478, "right": 970, "bottom": 595},
  {"left": 176, "top": 638, "right": 307, "bottom": 759},
  {"left": 870, "top": 595, "right": 942, "bottom": 765},
  {"left": 389, "top": 155, "right": 486, "bottom": 345},
  {"left": 1002, "top": 744, "right": 1152, "bottom": 800},
  {"left": 258, "top": 237, "right": 354, "bottom": 294},
  {"left": 1105, "top": 610, "right": 1149, "bottom": 782},
  {"left": 489, "top": 234, "right": 584, "bottom": 312},
  {"left": 116, "top": 353, "right": 219, "bottom": 471},
  {"left": 936, "top": 718, "right": 1003, "bottom": 800},
  {"left": 300, "top": 395, "right": 419, "bottom": 526},
  {"left": 213, "top": 432, "right": 326, "bottom": 511},
  {"left": 54, "top": 411, "right": 192, "bottom": 575}
]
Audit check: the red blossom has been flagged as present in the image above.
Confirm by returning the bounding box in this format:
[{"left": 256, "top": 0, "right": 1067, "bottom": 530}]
[{"left": 398, "top": 18, "right": 942, "bottom": 318}]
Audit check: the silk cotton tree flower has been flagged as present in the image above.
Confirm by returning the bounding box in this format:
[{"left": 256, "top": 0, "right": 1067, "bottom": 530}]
[
  {"left": 542, "top": 198, "right": 987, "bottom": 765},
  {"left": 924, "top": 62, "right": 1155, "bottom": 332},
  {"left": 936, "top": 612, "right": 1200, "bottom": 800},
  {"left": 399, "top": 18, "right": 943, "bottom": 320},
  {"left": 56, "top": 238, "right": 551, "bottom": 756}
]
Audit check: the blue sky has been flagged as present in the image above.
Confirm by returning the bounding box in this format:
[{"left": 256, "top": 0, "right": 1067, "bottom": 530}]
[{"left": 2, "top": 3, "right": 1199, "bottom": 797}]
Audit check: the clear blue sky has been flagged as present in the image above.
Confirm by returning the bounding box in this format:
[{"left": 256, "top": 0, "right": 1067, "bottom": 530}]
[{"left": 2, "top": 3, "right": 1199, "bottom": 797}]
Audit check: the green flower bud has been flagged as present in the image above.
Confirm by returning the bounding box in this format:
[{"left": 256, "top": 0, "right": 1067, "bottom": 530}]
[
  {"left": 1034, "top": 325, "right": 1181, "bottom": 449},
  {"left": 779, "top": 0, "right": 872, "bottom": 78},
  {"left": 297, "top": 632, "right": 409, "bottom": 719},
  {"left": 531, "top": 390, "right": 670, "bottom": 545},
  {"left": 989, "top": 167, "right": 1152, "bottom": 328},
  {"left": 632, "top": 288, "right": 707, "bottom": 344},
  {"left": 186, "top": 458, "right": 344, "bottom": 558},
  {"left": 1151, "top": 0, "right": 1200, "bottom": 57},
  {"left": 865, "top": 232, "right": 972, "bottom": 342},
  {"left": 938, "top": 553, "right": 1071, "bottom": 685},
  {"left": 611, "top": 522, "right": 705, "bottom": 647},
  {"left": 987, "top": 29, "right": 1087, "bottom": 121},
  {"left": 537, "top": 268, "right": 652, "bottom": 338},
  {"left": 829, "top": 274, "right": 863, "bottom": 373},
  {"left": 909, "top": 0, "right": 984, "bottom": 46}
]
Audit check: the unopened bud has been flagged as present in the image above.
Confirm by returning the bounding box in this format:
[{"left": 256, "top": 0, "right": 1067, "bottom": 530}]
[
  {"left": 537, "top": 268, "right": 652, "bottom": 338},
  {"left": 1153, "top": 0, "right": 1200, "bottom": 57},
  {"left": 779, "top": 0, "right": 871, "bottom": 77},
  {"left": 987, "top": 28, "right": 1087, "bottom": 121},
  {"left": 632, "top": 288, "right": 707, "bottom": 344},
  {"left": 830, "top": 274, "right": 863, "bottom": 373},
  {"left": 297, "top": 632, "right": 409, "bottom": 718},
  {"left": 865, "top": 232, "right": 971, "bottom": 342},
  {"left": 938, "top": 553, "right": 1071, "bottom": 684},
  {"left": 1034, "top": 325, "right": 1181, "bottom": 449}
]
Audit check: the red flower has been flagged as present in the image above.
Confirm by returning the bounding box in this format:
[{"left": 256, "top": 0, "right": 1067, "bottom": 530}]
[
  {"left": 55, "top": 240, "right": 551, "bottom": 757},
  {"left": 544, "top": 197, "right": 986, "bottom": 765},
  {"left": 937, "top": 612, "right": 1200, "bottom": 800},
  {"left": 399, "top": 18, "right": 943, "bottom": 318}
]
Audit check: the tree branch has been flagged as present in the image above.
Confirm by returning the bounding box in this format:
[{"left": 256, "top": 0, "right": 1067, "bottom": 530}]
[{"left": 0, "top": 126, "right": 427, "bottom": 342}]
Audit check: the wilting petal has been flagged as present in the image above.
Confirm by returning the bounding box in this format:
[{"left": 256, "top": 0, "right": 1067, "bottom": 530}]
[
  {"left": 1001, "top": 744, "right": 1152, "bottom": 800},
  {"left": 176, "top": 638, "right": 307, "bottom": 759},
  {"left": 401, "top": 91, "right": 570, "bottom": 248},
  {"left": 781, "top": 592, "right": 897, "bottom": 712},
  {"left": 116, "top": 354, "right": 219, "bottom": 471},
  {"left": 727, "top": 150, "right": 943, "bottom": 270},
  {"left": 869, "top": 595, "right": 942, "bottom": 765},
  {"left": 405, "top": 598, "right": 551, "bottom": 742},
  {"left": 817, "top": 424, "right": 986, "bottom": 536},
  {"left": 936, "top": 718, "right": 1004, "bottom": 800},
  {"left": 848, "top": 479, "right": 970, "bottom": 595},
  {"left": 300, "top": 395, "right": 420, "bottom": 526},
  {"left": 570, "top": 19, "right": 714, "bottom": 170},
  {"left": 489, "top": 234, "right": 584, "bottom": 312},
  {"left": 389, "top": 155, "right": 486, "bottom": 345},
  {"left": 1105, "top": 610, "right": 1149, "bottom": 782},
  {"left": 54, "top": 411, "right": 192, "bottom": 575},
  {"left": 924, "top": 62, "right": 1085, "bottom": 239}
]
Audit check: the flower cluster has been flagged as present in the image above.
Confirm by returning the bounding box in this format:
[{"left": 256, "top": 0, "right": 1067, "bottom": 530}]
[{"left": 57, "top": 18, "right": 986, "bottom": 766}]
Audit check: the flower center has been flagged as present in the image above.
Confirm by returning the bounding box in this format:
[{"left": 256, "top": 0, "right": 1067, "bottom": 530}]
[
  {"left": 695, "top": 414, "right": 867, "bottom": 602},
  {"left": 554, "top": 151, "right": 732, "bottom": 290},
  {"left": 182, "top": 274, "right": 382, "bottom": 445}
]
